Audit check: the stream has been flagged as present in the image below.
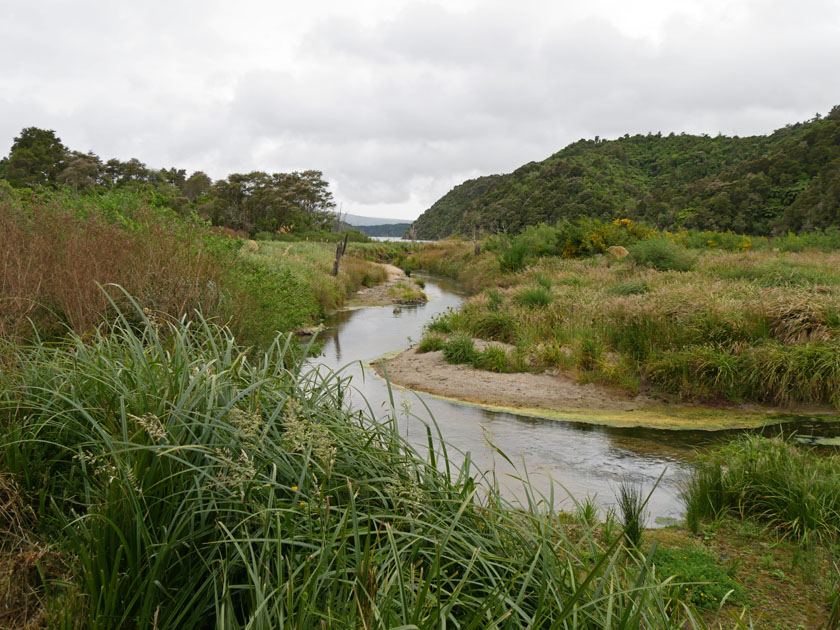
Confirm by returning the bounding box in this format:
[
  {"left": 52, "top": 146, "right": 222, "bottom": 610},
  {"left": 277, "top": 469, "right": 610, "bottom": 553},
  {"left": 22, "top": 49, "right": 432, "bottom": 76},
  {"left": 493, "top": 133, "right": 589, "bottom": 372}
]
[{"left": 310, "top": 275, "right": 840, "bottom": 525}]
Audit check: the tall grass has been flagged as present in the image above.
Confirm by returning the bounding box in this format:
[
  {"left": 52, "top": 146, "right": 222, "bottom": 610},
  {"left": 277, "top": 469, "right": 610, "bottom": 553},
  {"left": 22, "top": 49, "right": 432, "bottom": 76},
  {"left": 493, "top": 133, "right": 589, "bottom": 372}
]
[
  {"left": 1, "top": 297, "right": 717, "bottom": 628},
  {"left": 681, "top": 435, "right": 840, "bottom": 543}
]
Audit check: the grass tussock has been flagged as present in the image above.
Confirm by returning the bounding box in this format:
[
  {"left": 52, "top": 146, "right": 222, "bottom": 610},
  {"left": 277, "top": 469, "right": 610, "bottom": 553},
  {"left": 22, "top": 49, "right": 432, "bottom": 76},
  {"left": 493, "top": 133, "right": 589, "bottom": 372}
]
[
  {"left": 0, "top": 298, "right": 722, "bottom": 628},
  {"left": 681, "top": 435, "right": 840, "bottom": 543}
]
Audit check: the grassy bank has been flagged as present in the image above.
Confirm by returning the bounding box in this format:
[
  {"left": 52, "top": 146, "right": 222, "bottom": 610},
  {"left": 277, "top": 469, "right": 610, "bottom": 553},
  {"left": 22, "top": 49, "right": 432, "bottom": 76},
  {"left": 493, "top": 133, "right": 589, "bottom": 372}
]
[
  {"left": 0, "top": 305, "right": 736, "bottom": 629},
  {"left": 407, "top": 237, "right": 840, "bottom": 411},
  {"left": 0, "top": 185, "right": 389, "bottom": 348}
]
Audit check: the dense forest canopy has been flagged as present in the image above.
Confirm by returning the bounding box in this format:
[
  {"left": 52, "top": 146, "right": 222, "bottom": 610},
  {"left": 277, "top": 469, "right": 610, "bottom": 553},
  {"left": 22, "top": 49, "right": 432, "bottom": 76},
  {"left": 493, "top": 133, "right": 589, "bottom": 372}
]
[
  {"left": 411, "top": 105, "right": 840, "bottom": 239},
  {"left": 0, "top": 127, "right": 338, "bottom": 236}
]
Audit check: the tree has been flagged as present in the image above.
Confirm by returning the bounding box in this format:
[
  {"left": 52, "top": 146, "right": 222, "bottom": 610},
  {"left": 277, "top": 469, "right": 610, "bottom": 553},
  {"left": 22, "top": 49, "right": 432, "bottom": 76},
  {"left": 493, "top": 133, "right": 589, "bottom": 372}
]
[
  {"left": 3, "top": 127, "right": 67, "bottom": 188},
  {"left": 183, "top": 171, "right": 212, "bottom": 201},
  {"left": 57, "top": 151, "right": 103, "bottom": 190}
]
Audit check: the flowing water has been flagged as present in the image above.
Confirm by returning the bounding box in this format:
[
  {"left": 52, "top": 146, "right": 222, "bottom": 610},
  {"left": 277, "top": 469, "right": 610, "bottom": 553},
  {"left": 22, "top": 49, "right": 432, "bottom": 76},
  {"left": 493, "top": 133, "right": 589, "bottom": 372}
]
[{"left": 309, "top": 275, "right": 840, "bottom": 525}]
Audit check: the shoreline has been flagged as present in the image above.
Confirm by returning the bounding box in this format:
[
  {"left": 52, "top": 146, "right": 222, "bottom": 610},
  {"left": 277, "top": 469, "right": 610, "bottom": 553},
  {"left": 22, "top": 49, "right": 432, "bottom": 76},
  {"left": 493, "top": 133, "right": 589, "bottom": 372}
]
[{"left": 373, "top": 347, "right": 838, "bottom": 431}]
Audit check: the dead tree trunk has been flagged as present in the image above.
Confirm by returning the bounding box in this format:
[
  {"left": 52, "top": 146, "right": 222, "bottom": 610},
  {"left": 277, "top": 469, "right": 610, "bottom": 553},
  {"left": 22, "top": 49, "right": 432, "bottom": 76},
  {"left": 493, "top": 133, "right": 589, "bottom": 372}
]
[{"left": 332, "top": 232, "right": 349, "bottom": 276}]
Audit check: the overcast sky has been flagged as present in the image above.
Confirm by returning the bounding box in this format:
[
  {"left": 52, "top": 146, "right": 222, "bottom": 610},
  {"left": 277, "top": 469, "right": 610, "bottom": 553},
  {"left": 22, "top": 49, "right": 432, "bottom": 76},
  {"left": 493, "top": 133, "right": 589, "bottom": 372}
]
[{"left": 2, "top": 0, "right": 839, "bottom": 220}]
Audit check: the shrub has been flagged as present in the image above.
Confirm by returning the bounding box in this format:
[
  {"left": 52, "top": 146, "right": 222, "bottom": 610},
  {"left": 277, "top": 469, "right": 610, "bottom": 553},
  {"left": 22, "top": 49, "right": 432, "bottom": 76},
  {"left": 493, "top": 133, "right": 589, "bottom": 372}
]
[
  {"left": 629, "top": 238, "right": 695, "bottom": 272},
  {"left": 499, "top": 241, "right": 529, "bottom": 272}
]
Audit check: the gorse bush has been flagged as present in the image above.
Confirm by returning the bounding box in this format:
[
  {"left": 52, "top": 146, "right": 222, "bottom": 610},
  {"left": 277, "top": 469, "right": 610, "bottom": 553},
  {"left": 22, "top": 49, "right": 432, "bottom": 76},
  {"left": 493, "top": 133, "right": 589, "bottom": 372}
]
[{"left": 0, "top": 298, "right": 707, "bottom": 628}]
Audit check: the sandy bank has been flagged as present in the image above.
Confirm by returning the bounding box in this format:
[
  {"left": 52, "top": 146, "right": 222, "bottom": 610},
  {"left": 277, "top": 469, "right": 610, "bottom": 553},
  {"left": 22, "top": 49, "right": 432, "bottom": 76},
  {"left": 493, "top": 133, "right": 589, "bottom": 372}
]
[
  {"left": 374, "top": 347, "right": 831, "bottom": 431},
  {"left": 346, "top": 264, "right": 427, "bottom": 308}
]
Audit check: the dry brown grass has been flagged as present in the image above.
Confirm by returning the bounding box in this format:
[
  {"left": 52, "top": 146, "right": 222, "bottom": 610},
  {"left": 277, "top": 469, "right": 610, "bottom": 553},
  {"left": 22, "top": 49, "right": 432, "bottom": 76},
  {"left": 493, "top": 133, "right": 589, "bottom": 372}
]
[
  {"left": 0, "top": 474, "right": 65, "bottom": 630},
  {"left": 0, "top": 200, "right": 229, "bottom": 340}
]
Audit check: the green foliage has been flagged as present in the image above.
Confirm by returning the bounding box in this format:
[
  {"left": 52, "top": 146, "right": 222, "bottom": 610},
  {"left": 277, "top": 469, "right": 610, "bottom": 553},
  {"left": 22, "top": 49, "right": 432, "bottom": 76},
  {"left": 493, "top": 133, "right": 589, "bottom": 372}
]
[
  {"left": 615, "top": 480, "right": 645, "bottom": 550},
  {"left": 472, "top": 343, "right": 513, "bottom": 372},
  {"left": 652, "top": 546, "right": 741, "bottom": 609},
  {"left": 2, "top": 308, "right": 709, "bottom": 627},
  {"left": 411, "top": 109, "right": 840, "bottom": 240},
  {"left": 514, "top": 285, "right": 553, "bottom": 308},
  {"left": 534, "top": 272, "right": 553, "bottom": 290},
  {"left": 499, "top": 240, "right": 529, "bottom": 271},
  {"left": 485, "top": 288, "right": 504, "bottom": 311},
  {"left": 629, "top": 238, "right": 696, "bottom": 271},
  {"left": 417, "top": 332, "right": 446, "bottom": 352},
  {"left": 442, "top": 332, "right": 478, "bottom": 364},
  {"left": 646, "top": 341, "right": 840, "bottom": 408},
  {"left": 3, "top": 127, "right": 67, "bottom": 188},
  {"left": 680, "top": 436, "right": 840, "bottom": 543},
  {"left": 466, "top": 310, "right": 518, "bottom": 343}
]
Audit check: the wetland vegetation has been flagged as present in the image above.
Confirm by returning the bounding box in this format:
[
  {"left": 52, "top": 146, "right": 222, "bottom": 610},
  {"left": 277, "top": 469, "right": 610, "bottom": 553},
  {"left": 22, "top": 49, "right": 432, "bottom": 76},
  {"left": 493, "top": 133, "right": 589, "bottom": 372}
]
[{"left": 2, "top": 114, "right": 840, "bottom": 627}]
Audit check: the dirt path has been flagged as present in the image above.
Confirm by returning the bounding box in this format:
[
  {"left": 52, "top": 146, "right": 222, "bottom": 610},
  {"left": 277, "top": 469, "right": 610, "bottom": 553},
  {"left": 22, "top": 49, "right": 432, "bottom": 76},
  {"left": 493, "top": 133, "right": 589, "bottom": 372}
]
[{"left": 374, "top": 347, "right": 816, "bottom": 430}]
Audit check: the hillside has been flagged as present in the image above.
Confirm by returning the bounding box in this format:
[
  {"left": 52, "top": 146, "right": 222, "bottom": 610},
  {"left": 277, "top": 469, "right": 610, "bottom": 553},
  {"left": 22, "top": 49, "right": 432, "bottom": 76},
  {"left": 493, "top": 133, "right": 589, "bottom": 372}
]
[
  {"left": 411, "top": 106, "right": 840, "bottom": 239},
  {"left": 344, "top": 212, "right": 412, "bottom": 226}
]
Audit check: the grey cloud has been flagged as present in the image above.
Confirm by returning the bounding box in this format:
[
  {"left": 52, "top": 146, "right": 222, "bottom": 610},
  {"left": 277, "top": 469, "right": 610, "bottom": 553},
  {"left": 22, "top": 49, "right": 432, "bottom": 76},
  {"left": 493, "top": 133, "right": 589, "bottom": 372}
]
[{"left": 1, "top": 0, "right": 838, "bottom": 219}]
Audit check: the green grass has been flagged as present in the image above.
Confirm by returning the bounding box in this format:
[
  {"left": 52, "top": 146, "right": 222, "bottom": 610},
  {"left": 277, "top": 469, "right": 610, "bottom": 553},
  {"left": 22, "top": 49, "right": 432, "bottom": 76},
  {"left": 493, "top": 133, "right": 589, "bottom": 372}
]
[
  {"left": 441, "top": 332, "right": 477, "bottom": 364},
  {"left": 651, "top": 546, "right": 741, "bottom": 610},
  {"left": 472, "top": 343, "right": 512, "bottom": 372},
  {"left": 0, "top": 295, "right": 720, "bottom": 628},
  {"left": 608, "top": 280, "right": 650, "bottom": 296},
  {"left": 417, "top": 331, "right": 446, "bottom": 352},
  {"left": 629, "top": 238, "right": 696, "bottom": 272},
  {"left": 681, "top": 435, "right": 840, "bottom": 543},
  {"left": 514, "top": 285, "right": 554, "bottom": 308}
]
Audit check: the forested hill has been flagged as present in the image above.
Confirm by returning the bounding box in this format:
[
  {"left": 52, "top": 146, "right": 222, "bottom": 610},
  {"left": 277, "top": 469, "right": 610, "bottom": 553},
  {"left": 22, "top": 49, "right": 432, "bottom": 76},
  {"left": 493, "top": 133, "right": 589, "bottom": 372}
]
[{"left": 412, "top": 106, "right": 840, "bottom": 239}]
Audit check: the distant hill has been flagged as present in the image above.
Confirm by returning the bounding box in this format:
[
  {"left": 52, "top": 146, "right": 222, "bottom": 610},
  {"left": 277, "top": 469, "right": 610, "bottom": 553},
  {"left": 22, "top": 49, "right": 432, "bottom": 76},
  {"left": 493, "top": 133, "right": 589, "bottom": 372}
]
[
  {"left": 411, "top": 106, "right": 840, "bottom": 239},
  {"left": 355, "top": 223, "right": 412, "bottom": 237},
  {"left": 344, "top": 213, "right": 413, "bottom": 227}
]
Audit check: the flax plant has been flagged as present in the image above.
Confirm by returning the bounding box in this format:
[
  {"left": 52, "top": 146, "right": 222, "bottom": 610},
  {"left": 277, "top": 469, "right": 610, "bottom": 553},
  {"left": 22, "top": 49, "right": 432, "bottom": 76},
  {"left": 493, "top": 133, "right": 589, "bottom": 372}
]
[{"left": 2, "top": 293, "right": 729, "bottom": 628}]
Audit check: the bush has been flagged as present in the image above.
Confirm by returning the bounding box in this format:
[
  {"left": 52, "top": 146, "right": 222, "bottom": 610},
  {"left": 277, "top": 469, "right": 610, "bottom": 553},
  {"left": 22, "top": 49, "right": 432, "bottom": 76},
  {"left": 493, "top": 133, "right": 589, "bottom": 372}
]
[
  {"left": 499, "top": 241, "right": 529, "bottom": 272},
  {"left": 628, "top": 238, "right": 695, "bottom": 272}
]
